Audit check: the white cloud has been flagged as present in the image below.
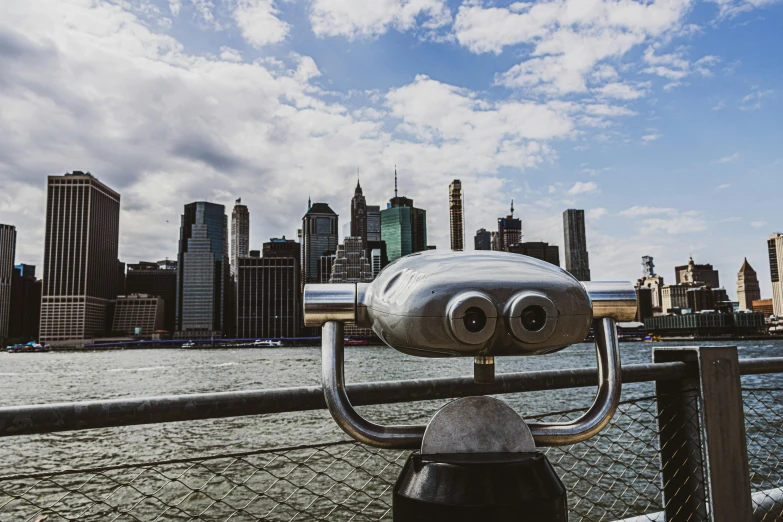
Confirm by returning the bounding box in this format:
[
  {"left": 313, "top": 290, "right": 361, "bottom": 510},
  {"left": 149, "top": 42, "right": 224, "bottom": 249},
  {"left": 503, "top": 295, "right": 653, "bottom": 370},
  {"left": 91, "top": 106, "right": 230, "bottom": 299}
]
[
  {"left": 170, "top": 0, "right": 182, "bottom": 16},
  {"left": 619, "top": 206, "right": 707, "bottom": 234},
  {"left": 717, "top": 183, "right": 731, "bottom": 189},
  {"left": 618, "top": 206, "right": 676, "bottom": 217},
  {"left": 716, "top": 152, "right": 740, "bottom": 163},
  {"left": 751, "top": 220, "right": 768, "bottom": 228},
  {"left": 739, "top": 86, "right": 774, "bottom": 110},
  {"left": 587, "top": 208, "right": 607, "bottom": 220},
  {"left": 219, "top": 46, "right": 242, "bottom": 62},
  {"left": 309, "top": 0, "right": 451, "bottom": 40},
  {"left": 566, "top": 181, "right": 598, "bottom": 195},
  {"left": 641, "top": 133, "right": 662, "bottom": 142},
  {"left": 706, "top": 0, "right": 780, "bottom": 18},
  {"left": 595, "top": 82, "right": 649, "bottom": 100},
  {"left": 233, "top": 0, "right": 290, "bottom": 47}
]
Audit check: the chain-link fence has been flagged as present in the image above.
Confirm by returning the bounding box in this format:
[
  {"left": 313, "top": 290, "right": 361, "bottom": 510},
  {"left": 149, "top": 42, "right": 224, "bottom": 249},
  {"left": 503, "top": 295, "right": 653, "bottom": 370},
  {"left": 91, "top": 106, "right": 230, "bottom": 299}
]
[{"left": 1, "top": 388, "right": 781, "bottom": 522}]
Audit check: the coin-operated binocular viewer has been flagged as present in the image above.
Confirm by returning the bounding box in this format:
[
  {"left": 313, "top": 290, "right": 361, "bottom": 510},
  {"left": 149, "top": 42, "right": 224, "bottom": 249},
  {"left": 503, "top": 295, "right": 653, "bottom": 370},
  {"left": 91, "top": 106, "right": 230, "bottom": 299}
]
[{"left": 304, "top": 251, "right": 637, "bottom": 521}]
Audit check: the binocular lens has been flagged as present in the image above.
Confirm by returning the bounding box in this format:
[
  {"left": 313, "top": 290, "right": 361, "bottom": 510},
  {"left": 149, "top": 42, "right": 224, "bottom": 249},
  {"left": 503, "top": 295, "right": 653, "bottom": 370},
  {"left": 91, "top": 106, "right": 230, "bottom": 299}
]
[
  {"left": 463, "top": 307, "right": 488, "bottom": 333},
  {"left": 520, "top": 305, "right": 547, "bottom": 332}
]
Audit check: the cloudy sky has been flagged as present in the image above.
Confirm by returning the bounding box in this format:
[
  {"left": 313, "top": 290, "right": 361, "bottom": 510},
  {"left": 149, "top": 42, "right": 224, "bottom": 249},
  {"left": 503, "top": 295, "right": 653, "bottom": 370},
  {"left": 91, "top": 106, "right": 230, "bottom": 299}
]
[{"left": 1, "top": 0, "right": 781, "bottom": 297}]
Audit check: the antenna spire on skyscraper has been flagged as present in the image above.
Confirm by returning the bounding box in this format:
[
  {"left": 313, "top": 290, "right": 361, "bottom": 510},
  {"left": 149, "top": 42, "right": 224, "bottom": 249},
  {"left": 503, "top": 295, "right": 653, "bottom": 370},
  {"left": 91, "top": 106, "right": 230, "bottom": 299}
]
[
  {"left": 394, "top": 165, "right": 398, "bottom": 198},
  {"left": 510, "top": 199, "right": 514, "bottom": 217}
]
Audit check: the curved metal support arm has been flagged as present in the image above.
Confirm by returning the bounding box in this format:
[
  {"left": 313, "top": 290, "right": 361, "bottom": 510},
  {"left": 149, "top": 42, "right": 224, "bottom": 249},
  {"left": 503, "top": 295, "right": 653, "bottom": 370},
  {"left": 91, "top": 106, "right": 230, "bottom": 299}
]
[
  {"left": 321, "top": 321, "right": 425, "bottom": 449},
  {"left": 527, "top": 317, "right": 622, "bottom": 446}
]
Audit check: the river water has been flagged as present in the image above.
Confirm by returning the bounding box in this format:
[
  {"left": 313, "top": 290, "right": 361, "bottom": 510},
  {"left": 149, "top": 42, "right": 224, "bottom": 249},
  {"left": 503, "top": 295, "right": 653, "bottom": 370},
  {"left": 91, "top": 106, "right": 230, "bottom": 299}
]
[{"left": 2, "top": 340, "right": 782, "bottom": 474}]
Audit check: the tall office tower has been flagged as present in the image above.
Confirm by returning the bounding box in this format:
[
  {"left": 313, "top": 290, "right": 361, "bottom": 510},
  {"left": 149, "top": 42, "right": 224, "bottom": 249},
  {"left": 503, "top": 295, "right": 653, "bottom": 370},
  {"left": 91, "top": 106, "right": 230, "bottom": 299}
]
[
  {"left": 563, "top": 209, "right": 591, "bottom": 282},
  {"left": 302, "top": 202, "right": 339, "bottom": 286},
  {"left": 381, "top": 169, "right": 427, "bottom": 262},
  {"left": 490, "top": 231, "right": 500, "bottom": 251},
  {"left": 126, "top": 260, "right": 177, "bottom": 333},
  {"left": 319, "top": 254, "right": 335, "bottom": 283},
  {"left": 112, "top": 295, "right": 165, "bottom": 335},
  {"left": 351, "top": 180, "right": 368, "bottom": 248},
  {"left": 366, "top": 240, "right": 388, "bottom": 272},
  {"left": 9, "top": 264, "right": 42, "bottom": 341},
  {"left": 737, "top": 258, "right": 761, "bottom": 311},
  {"left": 40, "top": 172, "right": 121, "bottom": 342},
  {"left": 642, "top": 256, "right": 656, "bottom": 278},
  {"left": 367, "top": 205, "right": 381, "bottom": 241},
  {"left": 371, "top": 249, "right": 382, "bottom": 278},
  {"left": 474, "top": 228, "right": 491, "bottom": 250},
  {"left": 769, "top": 233, "right": 783, "bottom": 316},
  {"left": 235, "top": 251, "right": 300, "bottom": 339},
  {"left": 675, "top": 255, "right": 720, "bottom": 288},
  {"left": 330, "top": 237, "right": 372, "bottom": 283},
  {"left": 231, "top": 198, "right": 249, "bottom": 276},
  {"left": 661, "top": 284, "right": 688, "bottom": 313},
  {"left": 176, "top": 202, "right": 230, "bottom": 338},
  {"left": 497, "top": 201, "right": 522, "bottom": 251},
  {"left": 449, "top": 180, "right": 464, "bottom": 251},
  {"left": 0, "top": 224, "right": 16, "bottom": 341},
  {"left": 508, "top": 242, "right": 560, "bottom": 267},
  {"left": 263, "top": 237, "right": 300, "bottom": 259}
]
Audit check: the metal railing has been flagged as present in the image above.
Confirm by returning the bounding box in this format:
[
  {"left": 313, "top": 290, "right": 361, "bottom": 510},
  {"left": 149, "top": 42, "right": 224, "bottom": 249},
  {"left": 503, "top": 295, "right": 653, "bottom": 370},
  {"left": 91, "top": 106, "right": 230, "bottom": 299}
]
[{"left": 1, "top": 348, "right": 783, "bottom": 521}]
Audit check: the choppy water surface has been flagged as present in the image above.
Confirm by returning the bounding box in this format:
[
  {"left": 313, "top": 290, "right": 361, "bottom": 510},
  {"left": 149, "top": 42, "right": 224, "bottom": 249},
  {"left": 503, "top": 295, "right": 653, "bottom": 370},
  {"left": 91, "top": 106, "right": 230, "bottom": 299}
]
[{"left": 2, "top": 340, "right": 782, "bottom": 473}]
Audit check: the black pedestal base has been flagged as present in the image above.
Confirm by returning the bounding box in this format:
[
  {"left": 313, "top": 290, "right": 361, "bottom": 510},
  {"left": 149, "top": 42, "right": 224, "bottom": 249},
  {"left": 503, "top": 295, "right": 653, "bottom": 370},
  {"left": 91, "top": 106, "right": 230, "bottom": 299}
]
[{"left": 393, "top": 452, "right": 567, "bottom": 521}]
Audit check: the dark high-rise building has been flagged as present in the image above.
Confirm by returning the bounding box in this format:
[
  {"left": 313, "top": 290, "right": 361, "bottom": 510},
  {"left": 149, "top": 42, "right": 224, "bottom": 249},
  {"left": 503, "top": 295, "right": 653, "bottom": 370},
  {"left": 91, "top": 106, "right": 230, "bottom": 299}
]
[
  {"left": 319, "top": 254, "right": 336, "bottom": 283},
  {"left": 126, "top": 260, "right": 177, "bottom": 333},
  {"left": 563, "top": 209, "right": 591, "bottom": 282},
  {"left": 770, "top": 234, "right": 783, "bottom": 316},
  {"left": 508, "top": 242, "right": 560, "bottom": 267},
  {"left": 675, "top": 256, "right": 720, "bottom": 288},
  {"left": 351, "top": 180, "right": 368, "bottom": 248},
  {"left": 0, "top": 224, "right": 15, "bottom": 341},
  {"left": 112, "top": 295, "right": 165, "bottom": 335},
  {"left": 117, "top": 260, "right": 126, "bottom": 297},
  {"left": 235, "top": 252, "right": 300, "bottom": 339},
  {"left": 263, "top": 237, "right": 300, "bottom": 259},
  {"left": 449, "top": 180, "right": 464, "bottom": 251},
  {"left": 497, "top": 201, "right": 522, "bottom": 251},
  {"left": 367, "top": 205, "right": 381, "bottom": 242},
  {"left": 474, "top": 228, "right": 491, "bottom": 250},
  {"left": 231, "top": 198, "right": 249, "bottom": 276},
  {"left": 366, "top": 240, "right": 388, "bottom": 272},
  {"left": 737, "top": 258, "right": 761, "bottom": 311},
  {"left": 40, "top": 172, "right": 121, "bottom": 342},
  {"left": 9, "top": 264, "right": 42, "bottom": 341},
  {"left": 176, "top": 201, "right": 230, "bottom": 338},
  {"left": 381, "top": 169, "right": 427, "bottom": 262},
  {"left": 302, "top": 200, "right": 339, "bottom": 286},
  {"left": 635, "top": 287, "right": 654, "bottom": 321}
]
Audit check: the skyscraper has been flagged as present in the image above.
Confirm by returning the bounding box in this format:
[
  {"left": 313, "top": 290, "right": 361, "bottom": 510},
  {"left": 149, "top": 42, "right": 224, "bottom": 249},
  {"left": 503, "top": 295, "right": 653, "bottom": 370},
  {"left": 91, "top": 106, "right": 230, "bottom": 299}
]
[
  {"left": 351, "top": 180, "right": 368, "bottom": 248},
  {"left": 367, "top": 205, "right": 381, "bottom": 242},
  {"left": 675, "top": 255, "right": 720, "bottom": 288},
  {"left": 737, "top": 258, "right": 761, "bottom": 311},
  {"left": 176, "top": 202, "right": 230, "bottom": 338},
  {"left": 563, "top": 209, "right": 591, "bottom": 282},
  {"left": 508, "top": 242, "right": 560, "bottom": 266},
  {"left": 302, "top": 202, "right": 339, "bottom": 285},
  {"left": 381, "top": 168, "right": 427, "bottom": 262},
  {"left": 126, "top": 260, "right": 177, "bottom": 333},
  {"left": 9, "top": 264, "right": 41, "bottom": 341},
  {"left": 474, "top": 228, "right": 491, "bottom": 250},
  {"left": 0, "top": 224, "right": 16, "bottom": 341},
  {"left": 40, "top": 172, "right": 121, "bottom": 342},
  {"left": 449, "top": 180, "right": 464, "bottom": 251},
  {"left": 497, "top": 201, "right": 521, "bottom": 251},
  {"left": 769, "top": 233, "right": 783, "bottom": 316},
  {"left": 231, "top": 198, "right": 249, "bottom": 276},
  {"left": 330, "top": 237, "right": 372, "bottom": 283}
]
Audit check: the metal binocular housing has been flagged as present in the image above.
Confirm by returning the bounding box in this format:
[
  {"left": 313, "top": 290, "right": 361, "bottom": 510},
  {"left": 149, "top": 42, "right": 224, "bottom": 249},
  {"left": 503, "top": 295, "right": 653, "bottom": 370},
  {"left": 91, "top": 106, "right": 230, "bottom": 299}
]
[{"left": 304, "top": 250, "right": 638, "bottom": 449}]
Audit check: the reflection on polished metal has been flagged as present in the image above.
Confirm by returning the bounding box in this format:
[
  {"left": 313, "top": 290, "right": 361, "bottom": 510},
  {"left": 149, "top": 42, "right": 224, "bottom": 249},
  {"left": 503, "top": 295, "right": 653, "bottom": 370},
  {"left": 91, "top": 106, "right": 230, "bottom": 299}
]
[
  {"left": 582, "top": 281, "right": 638, "bottom": 322},
  {"left": 420, "top": 396, "right": 535, "bottom": 454},
  {"left": 303, "top": 284, "right": 356, "bottom": 326},
  {"left": 321, "top": 321, "right": 424, "bottom": 449},
  {"left": 528, "top": 317, "right": 621, "bottom": 446},
  {"left": 474, "top": 355, "right": 495, "bottom": 384}
]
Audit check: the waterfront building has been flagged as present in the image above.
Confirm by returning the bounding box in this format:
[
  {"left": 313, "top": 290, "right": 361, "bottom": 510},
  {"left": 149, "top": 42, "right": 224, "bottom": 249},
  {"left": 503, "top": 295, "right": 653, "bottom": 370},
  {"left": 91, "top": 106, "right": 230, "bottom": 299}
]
[
  {"left": 367, "top": 206, "right": 381, "bottom": 242},
  {"left": 330, "top": 237, "right": 372, "bottom": 283},
  {"left": 661, "top": 284, "right": 688, "bottom": 313},
  {"left": 497, "top": 201, "right": 521, "bottom": 251},
  {"left": 769, "top": 233, "right": 783, "bottom": 316},
  {"left": 474, "top": 228, "right": 491, "bottom": 250},
  {"left": 753, "top": 299, "right": 774, "bottom": 317},
  {"left": 0, "top": 224, "right": 15, "bottom": 341},
  {"left": 351, "top": 181, "right": 368, "bottom": 248},
  {"left": 686, "top": 286, "right": 731, "bottom": 313},
  {"left": 449, "top": 180, "right": 464, "bottom": 251},
  {"left": 40, "top": 172, "right": 121, "bottom": 342},
  {"left": 380, "top": 170, "right": 427, "bottom": 262},
  {"left": 9, "top": 264, "right": 41, "bottom": 341},
  {"left": 235, "top": 252, "right": 300, "bottom": 339},
  {"left": 112, "top": 294, "right": 164, "bottom": 335},
  {"left": 638, "top": 276, "right": 665, "bottom": 309},
  {"left": 231, "top": 199, "right": 249, "bottom": 277},
  {"left": 508, "top": 242, "right": 560, "bottom": 267},
  {"left": 563, "top": 209, "right": 591, "bottom": 281},
  {"left": 175, "top": 202, "right": 230, "bottom": 338},
  {"left": 644, "top": 311, "right": 766, "bottom": 337},
  {"left": 675, "top": 255, "right": 719, "bottom": 288},
  {"left": 642, "top": 256, "right": 656, "bottom": 278},
  {"left": 737, "top": 258, "right": 762, "bottom": 311},
  {"left": 302, "top": 201, "right": 339, "bottom": 286},
  {"left": 126, "top": 260, "right": 177, "bottom": 333},
  {"left": 635, "top": 287, "right": 654, "bottom": 321},
  {"left": 490, "top": 231, "right": 500, "bottom": 251}
]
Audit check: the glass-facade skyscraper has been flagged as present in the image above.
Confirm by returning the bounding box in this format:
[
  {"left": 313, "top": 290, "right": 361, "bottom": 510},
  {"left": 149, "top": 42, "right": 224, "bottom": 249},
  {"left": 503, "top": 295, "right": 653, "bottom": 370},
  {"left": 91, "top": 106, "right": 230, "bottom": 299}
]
[
  {"left": 563, "top": 209, "right": 591, "bottom": 282},
  {"left": 381, "top": 196, "right": 427, "bottom": 263},
  {"left": 301, "top": 202, "right": 338, "bottom": 286},
  {"left": 231, "top": 198, "right": 249, "bottom": 277},
  {"left": 0, "top": 224, "right": 16, "bottom": 341},
  {"left": 176, "top": 201, "right": 230, "bottom": 337}
]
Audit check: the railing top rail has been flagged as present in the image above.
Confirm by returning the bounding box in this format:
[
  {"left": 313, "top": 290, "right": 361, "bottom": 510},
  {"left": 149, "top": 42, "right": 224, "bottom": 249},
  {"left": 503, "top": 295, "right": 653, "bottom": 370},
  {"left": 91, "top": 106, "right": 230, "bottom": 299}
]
[{"left": 1, "top": 357, "right": 782, "bottom": 437}]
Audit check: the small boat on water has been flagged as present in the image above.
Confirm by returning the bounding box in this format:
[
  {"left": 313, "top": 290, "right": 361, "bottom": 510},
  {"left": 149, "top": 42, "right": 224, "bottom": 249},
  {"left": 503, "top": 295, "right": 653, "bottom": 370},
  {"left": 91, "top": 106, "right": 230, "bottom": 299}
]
[
  {"left": 254, "top": 340, "right": 283, "bottom": 347},
  {"left": 344, "top": 339, "right": 369, "bottom": 346},
  {"left": 6, "top": 342, "right": 50, "bottom": 353},
  {"left": 643, "top": 334, "right": 662, "bottom": 342}
]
